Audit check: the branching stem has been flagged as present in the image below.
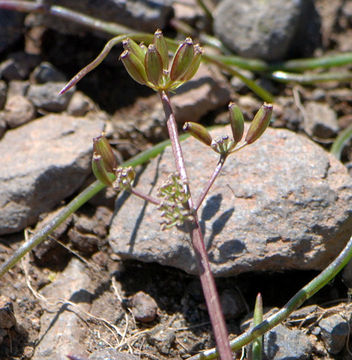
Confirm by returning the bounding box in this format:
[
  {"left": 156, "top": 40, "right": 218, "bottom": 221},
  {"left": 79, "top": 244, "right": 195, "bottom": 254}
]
[{"left": 159, "top": 90, "right": 233, "bottom": 360}]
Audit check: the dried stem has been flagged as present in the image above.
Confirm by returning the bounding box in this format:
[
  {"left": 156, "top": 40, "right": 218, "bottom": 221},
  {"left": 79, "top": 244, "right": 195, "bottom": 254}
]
[
  {"left": 159, "top": 90, "right": 233, "bottom": 360},
  {"left": 195, "top": 155, "right": 226, "bottom": 212}
]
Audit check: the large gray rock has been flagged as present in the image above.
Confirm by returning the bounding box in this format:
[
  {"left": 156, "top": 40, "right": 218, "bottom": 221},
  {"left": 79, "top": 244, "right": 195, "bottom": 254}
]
[
  {"left": 213, "top": 0, "right": 320, "bottom": 61},
  {"left": 0, "top": 114, "right": 105, "bottom": 235},
  {"left": 109, "top": 126, "right": 352, "bottom": 276}
]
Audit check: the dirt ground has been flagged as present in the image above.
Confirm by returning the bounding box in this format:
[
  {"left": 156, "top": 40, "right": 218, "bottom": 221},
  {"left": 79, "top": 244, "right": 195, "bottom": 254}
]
[{"left": 1, "top": 2, "right": 352, "bottom": 360}]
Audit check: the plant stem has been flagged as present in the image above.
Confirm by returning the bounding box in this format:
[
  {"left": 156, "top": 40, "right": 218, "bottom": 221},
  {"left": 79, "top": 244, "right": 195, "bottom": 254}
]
[
  {"left": 189, "top": 235, "right": 352, "bottom": 360},
  {"left": 0, "top": 136, "right": 185, "bottom": 278},
  {"left": 195, "top": 155, "right": 226, "bottom": 212},
  {"left": 159, "top": 90, "right": 233, "bottom": 360},
  {"left": 130, "top": 188, "right": 160, "bottom": 206}
]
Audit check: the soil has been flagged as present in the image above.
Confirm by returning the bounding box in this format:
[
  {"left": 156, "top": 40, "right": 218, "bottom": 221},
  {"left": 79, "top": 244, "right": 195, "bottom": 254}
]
[{"left": 1, "top": 2, "right": 352, "bottom": 360}]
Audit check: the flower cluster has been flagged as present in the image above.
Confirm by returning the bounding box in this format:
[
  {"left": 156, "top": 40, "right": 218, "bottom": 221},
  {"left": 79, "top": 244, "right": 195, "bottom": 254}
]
[
  {"left": 120, "top": 30, "right": 203, "bottom": 92},
  {"left": 157, "top": 174, "right": 192, "bottom": 230}
]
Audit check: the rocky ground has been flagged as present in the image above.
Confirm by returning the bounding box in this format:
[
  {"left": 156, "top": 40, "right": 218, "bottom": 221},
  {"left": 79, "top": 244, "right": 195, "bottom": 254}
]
[{"left": 1, "top": 0, "right": 352, "bottom": 359}]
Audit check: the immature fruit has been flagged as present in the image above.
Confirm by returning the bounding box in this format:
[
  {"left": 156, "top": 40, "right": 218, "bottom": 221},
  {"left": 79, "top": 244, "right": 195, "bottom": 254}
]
[
  {"left": 245, "top": 103, "right": 273, "bottom": 144},
  {"left": 228, "top": 102, "right": 244, "bottom": 143}
]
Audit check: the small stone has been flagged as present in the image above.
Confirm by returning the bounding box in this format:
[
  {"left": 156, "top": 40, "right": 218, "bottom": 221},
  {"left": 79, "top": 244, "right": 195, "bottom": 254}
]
[
  {"left": 0, "top": 116, "right": 6, "bottom": 139},
  {"left": 67, "top": 91, "right": 96, "bottom": 117},
  {"left": 147, "top": 325, "right": 176, "bottom": 355},
  {"left": 304, "top": 102, "right": 339, "bottom": 139},
  {"left": 68, "top": 229, "right": 100, "bottom": 255},
  {"left": 0, "top": 52, "right": 40, "bottom": 81},
  {"left": 2, "top": 95, "right": 36, "bottom": 128},
  {"left": 27, "top": 82, "right": 74, "bottom": 112},
  {"left": 89, "top": 348, "right": 138, "bottom": 360},
  {"left": 220, "top": 289, "right": 246, "bottom": 319},
  {"left": 128, "top": 291, "right": 158, "bottom": 323},
  {"left": 7, "top": 80, "right": 30, "bottom": 97},
  {"left": 319, "top": 314, "right": 349, "bottom": 354},
  {"left": 0, "top": 80, "right": 7, "bottom": 109},
  {"left": 30, "top": 61, "right": 66, "bottom": 83},
  {"left": 264, "top": 324, "right": 313, "bottom": 359},
  {"left": 0, "top": 296, "right": 16, "bottom": 329}
]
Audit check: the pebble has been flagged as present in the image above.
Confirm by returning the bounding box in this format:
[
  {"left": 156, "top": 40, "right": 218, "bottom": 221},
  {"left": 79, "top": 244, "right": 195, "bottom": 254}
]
[
  {"left": 127, "top": 291, "right": 158, "bottom": 323},
  {"left": 27, "top": 82, "right": 74, "bottom": 112},
  {"left": 1, "top": 94, "right": 36, "bottom": 128},
  {"left": 30, "top": 61, "right": 66, "bottom": 83},
  {"left": 0, "top": 52, "right": 40, "bottom": 81},
  {"left": 220, "top": 289, "right": 246, "bottom": 319},
  {"left": 147, "top": 325, "right": 176, "bottom": 355},
  {"left": 303, "top": 101, "right": 339, "bottom": 139},
  {"left": 109, "top": 126, "right": 352, "bottom": 276},
  {"left": 0, "top": 114, "right": 105, "bottom": 235},
  {"left": 263, "top": 324, "right": 313, "bottom": 359},
  {"left": 318, "top": 314, "right": 349, "bottom": 354},
  {"left": 213, "top": 0, "right": 319, "bottom": 61},
  {"left": 67, "top": 91, "right": 96, "bottom": 117}
]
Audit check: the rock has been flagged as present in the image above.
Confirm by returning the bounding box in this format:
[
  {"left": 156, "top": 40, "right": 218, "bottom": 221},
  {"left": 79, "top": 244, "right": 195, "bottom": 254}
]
[
  {"left": 0, "top": 80, "right": 7, "bottom": 109},
  {"left": 213, "top": 0, "right": 319, "bottom": 61},
  {"left": 220, "top": 289, "right": 245, "bottom": 319},
  {"left": 147, "top": 325, "right": 176, "bottom": 354},
  {"left": 67, "top": 91, "right": 96, "bottom": 117},
  {"left": 88, "top": 349, "right": 139, "bottom": 360},
  {"left": 27, "top": 82, "right": 74, "bottom": 112},
  {"left": 0, "top": 10, "right": 25, "bottom": 53},
  {"left": 36, "top": 0, "right": 173, "bottom": 35},
  {"left": 0, "top": 114, "right": 105, "bottom": 235},
  {"left": 0, "top": 296, "right": 17, "bottom": 347},
  {"left": 318, "top": 314, "right": 349, "bottom": 354},
  {"left": 109, "top": 126, "right": 352, "bottom": 276},
  {"left": 304, "top": 102, "right": 339, "bottom": 139},
  {"left": 68, "top": 206, "right": 111, "bottom": 255},
  {"left": 170, "top": 64, "right": 231, "bottom": 124},
  {"left": 32, "top": 258, "right": 91, "bottom": 360},
  {"left": 7, "top": 80, "right": 30, "bottom": 97},
  {"left": 127, "top": 291, "right": 158, "bottom": 323},
  {"left": 263, "top": 324, "right": 313, "bottom": 360},
  {"left": 2, "top": 95, "right": 36, "bottom": 128},
  {"left": 0, "top": 52, "right": 40, "bottom": 81},
  {"left": 30, "top": 62, "right": 66, "bottom": 83}
]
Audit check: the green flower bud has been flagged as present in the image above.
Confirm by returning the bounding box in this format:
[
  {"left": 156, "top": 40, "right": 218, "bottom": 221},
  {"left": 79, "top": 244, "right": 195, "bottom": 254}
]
[
  {"left": 120, "top": 49, "right": 148, "bottom": 85},
  {"left": 170, "top": 38, "right": 194, "bottom": 81},
  {"left": 122, "top": 38, "right": 145, "bottom": 64},
  {"left": 145, "top": 44, "right": 163, "bottom": 87},
  {"left": 183, "top": 122, "right": 212, "bottom": 147},
  {"left": 93, "top": 134, "right": 117, "bottom": 173},
  {"left": 245, "top": 103, "right": 273, "bottom": 144},
  {"left": 179, "top": 44, "right": 203, "bottom": 82},
  {"left": 92, "top": 153, "right": 114, "bottom": 186},
  {"left": 153, "top": 29, "right": 169, "bottom": 71},
  {"left": 228, "top": 102, "right": 244, "bottom": 143}
]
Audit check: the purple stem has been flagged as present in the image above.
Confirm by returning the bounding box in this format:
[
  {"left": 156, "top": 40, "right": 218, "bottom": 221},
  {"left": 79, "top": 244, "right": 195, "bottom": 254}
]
[
  {"left": 130, "top": 187, "right": 160, "bottom": 206},
  {"left": 194, "top": 155, "right": 226, "bottom": 212},
  {"left": 159, "top": 90, "right": 233, "bottom": 360}
]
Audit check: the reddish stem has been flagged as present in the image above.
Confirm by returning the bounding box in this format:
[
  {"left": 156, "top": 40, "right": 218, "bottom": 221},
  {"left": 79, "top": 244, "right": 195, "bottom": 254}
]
[
  {"left": 159, "top": 90, "right": 233, "bottom": 360},
  {"left": 195, "top": 155, "right": 226, "bottom": 212}
]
